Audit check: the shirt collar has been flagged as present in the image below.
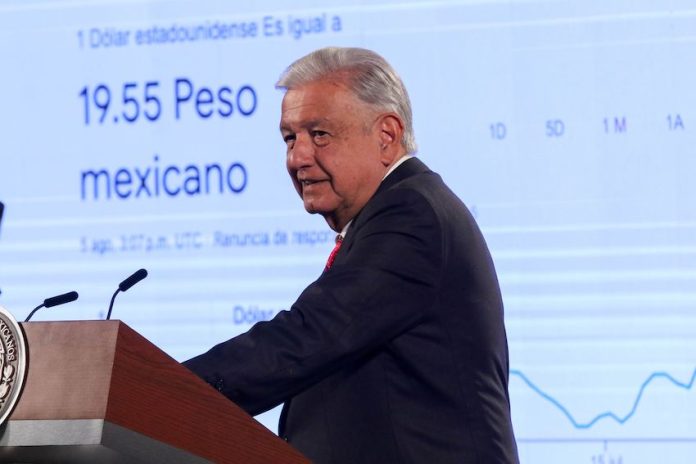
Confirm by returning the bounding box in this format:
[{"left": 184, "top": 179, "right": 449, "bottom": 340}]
[
  {"left": 338, "top": 220, "right": 352, "bottom": 240},
  {"left": 383, "top": 154, "right": 414, "bottom": 180}
]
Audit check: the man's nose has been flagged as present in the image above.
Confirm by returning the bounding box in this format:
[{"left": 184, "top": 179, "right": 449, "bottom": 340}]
[{"left": 287, "top": 133, "right": 314, "bottom": 169}]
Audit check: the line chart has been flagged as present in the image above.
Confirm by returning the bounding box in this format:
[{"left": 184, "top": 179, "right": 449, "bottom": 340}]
[{"left": 510, "top": 367, "right": 696, "bottom": 429}]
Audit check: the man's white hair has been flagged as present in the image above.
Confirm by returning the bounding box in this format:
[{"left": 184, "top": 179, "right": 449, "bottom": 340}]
[{"left": 276, "top": 47, "right": 417, "bottom": 155}]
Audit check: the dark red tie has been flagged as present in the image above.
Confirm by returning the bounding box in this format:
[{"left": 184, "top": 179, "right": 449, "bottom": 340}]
[{"left": 324, "top": 235, "right": 343, "bottom": 272}]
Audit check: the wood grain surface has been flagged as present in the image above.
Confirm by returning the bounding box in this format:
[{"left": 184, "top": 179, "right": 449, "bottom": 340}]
[{"left": 9, "top": 320, "right": 308, "bottom": 464}]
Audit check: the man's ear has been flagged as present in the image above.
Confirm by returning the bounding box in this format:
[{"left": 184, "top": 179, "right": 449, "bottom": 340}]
[{"left": 378, "top": 113, "right": 405, "bottom": 166}]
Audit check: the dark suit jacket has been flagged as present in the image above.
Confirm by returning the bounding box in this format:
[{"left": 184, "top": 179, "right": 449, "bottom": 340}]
[{"left": 184, "top": 158, "right": 519, "bottom": 463}]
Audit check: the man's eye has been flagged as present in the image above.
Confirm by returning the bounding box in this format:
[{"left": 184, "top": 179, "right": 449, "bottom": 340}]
[
  {"left": 283, "top": 134, "right": 296, "bottom": 145},
  {"left": 312, "top": 131, "right": 329, "bottom": 144}
]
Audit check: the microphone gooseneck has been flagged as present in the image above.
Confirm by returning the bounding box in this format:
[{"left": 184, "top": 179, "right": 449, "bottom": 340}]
[
  {"left": 106, "top": 269, "right": 148, "bottom": 320},
  {"left": 25, "top": 304, "right": 45, "bottom": 323}
]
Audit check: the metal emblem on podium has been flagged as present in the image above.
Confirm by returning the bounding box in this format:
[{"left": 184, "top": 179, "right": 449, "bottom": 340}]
[{"left": 0, "top": 305, "right": 27, "bottom": 426}]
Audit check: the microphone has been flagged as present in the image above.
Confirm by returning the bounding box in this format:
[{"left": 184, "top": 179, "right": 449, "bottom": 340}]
[
  {"left": 25, "top": 291, "right": 79, "bottom": 322},
  {"left": 119, "top": 268, "right": 148, "bottom": 292},
  {"left": 106, "top": 269, "right": 148, "bottom": 320}
]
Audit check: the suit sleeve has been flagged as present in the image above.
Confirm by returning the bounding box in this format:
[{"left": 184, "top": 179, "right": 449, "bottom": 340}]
[{"left": 183, "top": 188, "right": 443, "bottom": 415}]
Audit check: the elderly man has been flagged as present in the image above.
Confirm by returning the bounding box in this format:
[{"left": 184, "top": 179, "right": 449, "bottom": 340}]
[{"left": 185, "top": 47, "right": 519, "bottom": 463}]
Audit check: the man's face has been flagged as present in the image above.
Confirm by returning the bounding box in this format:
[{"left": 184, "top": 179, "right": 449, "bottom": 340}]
[{"left": 280, "top": 79, "right": 388, "bottom": 231}]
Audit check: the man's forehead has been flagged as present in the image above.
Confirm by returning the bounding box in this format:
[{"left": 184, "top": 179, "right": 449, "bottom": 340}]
[
  {"left": 280, "top": 88, "right": 324, "bottom": 114},
  {"left": 280, "top": 82, "right": 355, "bottom": 127},
  {"left": 279, "top": 96, "right": 331, "bottom": 129}
]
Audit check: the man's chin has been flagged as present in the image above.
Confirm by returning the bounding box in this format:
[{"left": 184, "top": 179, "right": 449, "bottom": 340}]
[
  {"left": 303, "top": 201, "right": 335, "bottom": 221},
  {"left": 303, "top": 203, "right": 325, "bottom": 215}
]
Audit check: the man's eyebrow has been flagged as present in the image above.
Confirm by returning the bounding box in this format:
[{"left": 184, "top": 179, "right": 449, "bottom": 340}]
[{"left": 280, "top": 118, "right": 330, "bottom": 133}]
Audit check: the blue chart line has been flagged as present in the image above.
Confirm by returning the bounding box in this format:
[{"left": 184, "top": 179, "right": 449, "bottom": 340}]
[{"left": 510, "top": 367, "right": 696, "bottom": 429}]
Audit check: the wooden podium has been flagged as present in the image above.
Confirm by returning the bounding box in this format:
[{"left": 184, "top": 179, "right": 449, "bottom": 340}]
[{"left": 0, "top": 321, "right": 308, "bottom": 463}]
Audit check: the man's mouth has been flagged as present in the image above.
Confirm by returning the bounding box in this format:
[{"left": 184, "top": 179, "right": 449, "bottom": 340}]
[{"left": 300, "top": 179, "right": 326, "bottom": 187}]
